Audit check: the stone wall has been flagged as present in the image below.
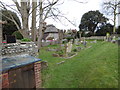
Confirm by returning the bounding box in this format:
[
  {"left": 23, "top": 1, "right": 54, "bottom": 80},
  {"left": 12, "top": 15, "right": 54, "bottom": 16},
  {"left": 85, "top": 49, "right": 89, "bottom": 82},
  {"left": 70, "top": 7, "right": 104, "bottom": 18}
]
[
  {"left": 85, "top": 36, "right": 105, "bottom": 40},
  {"left": 42, "top": 40, "right": 59, "bottom": 46},
  {"left": 1, "top": 42, "right": 38, "bottom": 58}
]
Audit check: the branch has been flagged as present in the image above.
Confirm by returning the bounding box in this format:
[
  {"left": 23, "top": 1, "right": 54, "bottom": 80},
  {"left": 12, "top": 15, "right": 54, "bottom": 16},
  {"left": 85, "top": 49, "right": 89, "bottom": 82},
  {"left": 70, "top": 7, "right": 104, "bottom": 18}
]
[
  {"left": 48, "top": 8, "right": 76, "bottom": 27},
  {"left": 12, "top": 0, "right": 21, "bottom": 14},
  {"left": 43, "top": 0, "right": 59, "bottom": 10},
  {"left": 73, "top": 0, "right": 87, "bottom": 4},
  {"left": 0, "top": 1, "right": 21, "bottom": 16},
  {"left": 27, "top": 0, "right": 30, "bottom": 13},
  {"left": 0, "top": 2, "right": 20, "bottom": 30},
  {"left": 0, "top": 12, "right": 13, "bottom": 21},
  {"left": 29, "top": 2, "right": 40, "bottom": 16}
]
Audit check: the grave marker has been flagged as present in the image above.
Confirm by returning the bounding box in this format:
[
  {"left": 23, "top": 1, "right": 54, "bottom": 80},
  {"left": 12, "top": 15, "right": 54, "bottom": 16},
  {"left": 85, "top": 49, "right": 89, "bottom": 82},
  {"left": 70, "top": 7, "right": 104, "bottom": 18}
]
[
  {"left": 66, "top": 41, "right": 73, "bottom": 53},
  {"left": 5, "top": 35, "right": 16, "bottom": 43}
]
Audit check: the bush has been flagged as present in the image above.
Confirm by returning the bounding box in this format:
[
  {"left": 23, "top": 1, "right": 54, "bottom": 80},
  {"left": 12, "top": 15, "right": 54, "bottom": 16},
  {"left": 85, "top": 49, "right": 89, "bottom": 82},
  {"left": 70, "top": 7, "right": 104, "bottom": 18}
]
[
  {"left": 73, "top": 48, "right": 77, "bottom": 52},
  {"left": 21, "top": 38, "right": 31, "bottom": 42},
  {"left": 12, "top": 31, "right": 23, "bottom": 39}
]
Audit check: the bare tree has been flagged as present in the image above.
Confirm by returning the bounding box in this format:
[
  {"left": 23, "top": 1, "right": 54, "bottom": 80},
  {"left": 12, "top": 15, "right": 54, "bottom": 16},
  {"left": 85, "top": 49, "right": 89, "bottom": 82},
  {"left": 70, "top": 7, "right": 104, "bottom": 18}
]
[
  {"left": 0, "top": 0, "right": 86, "bottom": 52},
  {"left": 31, "top": 1, "right": 37, "bottom": 41},
  {"left": 103, "top": 0, "right": 120, "bottom": 33}
]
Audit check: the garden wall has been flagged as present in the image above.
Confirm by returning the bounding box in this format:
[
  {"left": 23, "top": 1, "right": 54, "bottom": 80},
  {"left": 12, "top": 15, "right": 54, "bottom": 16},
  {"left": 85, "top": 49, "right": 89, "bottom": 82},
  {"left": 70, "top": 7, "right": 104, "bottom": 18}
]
[
  {"left": 85, "top": 36, "right": 105, "bottom": 40},
  {"left": 1, "top": 42, "right": 38, "bottom": 57}
]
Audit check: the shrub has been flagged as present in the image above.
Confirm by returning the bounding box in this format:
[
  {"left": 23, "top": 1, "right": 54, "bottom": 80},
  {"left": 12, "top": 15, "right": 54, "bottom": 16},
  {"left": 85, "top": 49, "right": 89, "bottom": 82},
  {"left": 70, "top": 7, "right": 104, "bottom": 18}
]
[
  {"left": 12, "top": 31, "right": 23, "bottom": 39},
  {"left": 73, "top": 48, "right": 77, "bottom": 52},
  {"left": 21, "top": 38, "right": 31, "bottom": 42}
]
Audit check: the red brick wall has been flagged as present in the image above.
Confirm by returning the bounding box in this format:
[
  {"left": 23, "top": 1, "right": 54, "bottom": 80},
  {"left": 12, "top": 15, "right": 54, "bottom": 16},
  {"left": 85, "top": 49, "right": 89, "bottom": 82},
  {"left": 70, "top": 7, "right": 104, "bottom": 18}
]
[
  {"left": 34, "top": 61, "right": 42, "bottom": 88},
  {"left": 1, "top": 73, "right": 9, "bottom": 88}
]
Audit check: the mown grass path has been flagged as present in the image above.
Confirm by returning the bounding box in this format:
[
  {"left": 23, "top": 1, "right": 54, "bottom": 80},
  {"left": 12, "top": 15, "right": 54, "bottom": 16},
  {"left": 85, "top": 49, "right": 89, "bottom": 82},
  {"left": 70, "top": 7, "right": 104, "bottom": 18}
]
[{"left": 39, "top": 41, "right": 118, "bottom": 88}]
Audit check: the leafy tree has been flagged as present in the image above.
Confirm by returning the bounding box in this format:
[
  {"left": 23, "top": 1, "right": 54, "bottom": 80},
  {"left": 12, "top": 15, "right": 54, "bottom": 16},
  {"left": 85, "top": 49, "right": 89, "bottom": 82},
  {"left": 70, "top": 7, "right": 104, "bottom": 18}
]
[
  {"left": 95, "top": 23, "right": 113, "bottom": 36},
  {"left": 79, "top": 10, "right": 108, "bottom": 35},
  {"left": 1, "top": 10, "right": 21, "bottom": 39}
]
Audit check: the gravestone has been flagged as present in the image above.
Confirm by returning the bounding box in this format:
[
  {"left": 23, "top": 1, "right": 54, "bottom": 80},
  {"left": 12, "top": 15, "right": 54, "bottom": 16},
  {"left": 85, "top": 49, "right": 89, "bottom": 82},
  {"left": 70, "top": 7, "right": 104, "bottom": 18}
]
[
  {"left": 118, "top": 37, "right": 120, "bottom": 46},
  {"left": 6, "top": 35, "right": 16, "bottom": 43},
  {"left": 66, "top": 41, "right": 73, "bottom": 53},
  {"left": 75, "top": 39, "right": 79, "bottom": 45}
]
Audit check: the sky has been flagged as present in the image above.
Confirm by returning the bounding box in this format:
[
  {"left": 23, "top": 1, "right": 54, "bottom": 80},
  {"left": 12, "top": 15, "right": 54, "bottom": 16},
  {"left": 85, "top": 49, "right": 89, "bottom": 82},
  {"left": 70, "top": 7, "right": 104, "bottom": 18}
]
[
  {"left": 1, "top": 0, "right": 119, "bottom": 30},
  {"left": 46, "top": 0, "right": 103, "bottom": 30}
]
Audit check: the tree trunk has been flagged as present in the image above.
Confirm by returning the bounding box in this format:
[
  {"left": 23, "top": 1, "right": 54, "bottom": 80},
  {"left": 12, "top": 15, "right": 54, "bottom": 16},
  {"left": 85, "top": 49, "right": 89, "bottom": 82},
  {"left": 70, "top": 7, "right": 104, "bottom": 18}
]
[
  {"left": 0, "top": 23, "right": 2, "bottom": 47},
  {"left": 79, "top": 32, "right": 82, "bottom": 41},
  {"left": 113, "top": 10, "right": 117, "bottom": 33},
  {"left": 31, "top": 1, "right": 37, "bottom": 41},
  {"left": 58, "top": 30, "right": 64, "bottom": 50},
  {"left": 20, "top": 1, "right": 30, "bottom": 39},
  {"left": 37, "top": 0, "right": 43, "bottom": 51}
]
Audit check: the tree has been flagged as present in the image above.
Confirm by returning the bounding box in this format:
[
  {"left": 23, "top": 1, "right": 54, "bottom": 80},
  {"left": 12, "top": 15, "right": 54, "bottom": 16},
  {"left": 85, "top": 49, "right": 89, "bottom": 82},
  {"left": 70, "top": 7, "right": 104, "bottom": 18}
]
[
  {"left": 1, "top": 10, "right": 21, "bottom": 39},
  {"left": 103, "top": 0, "right": 120, "bottom": 33},
  {"left": 0, "top": 20, "right": 7, "bottom": 46},
  {"left": 0, "top": 0, "right": 64, "bottom": 50},
  {"left": 96, "top": 23, "right": 113, "bottom": 36},
  {"left": 0, "top": 0, "right": 85, "bottom": 52},
  {"left": 79, "top": 10, "right": 108, "bottom": 35}
]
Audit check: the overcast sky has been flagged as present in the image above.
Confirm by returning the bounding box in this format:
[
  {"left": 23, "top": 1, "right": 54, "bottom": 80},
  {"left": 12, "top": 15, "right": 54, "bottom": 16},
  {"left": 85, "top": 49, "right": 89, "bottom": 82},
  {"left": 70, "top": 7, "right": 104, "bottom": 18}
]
[
  {"left": 45, "top": 0, "right": 103, "bottom": 30},
  {"left": 1, "top": 0, "right": 118, "bottom": 30}
]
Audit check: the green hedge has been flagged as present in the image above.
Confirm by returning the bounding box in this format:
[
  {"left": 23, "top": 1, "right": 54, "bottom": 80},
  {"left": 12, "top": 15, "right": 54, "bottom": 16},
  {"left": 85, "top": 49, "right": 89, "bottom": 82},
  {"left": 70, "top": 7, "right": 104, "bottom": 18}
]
[{"left": 21, "top": 38, "right": 31, "bottom": 42}]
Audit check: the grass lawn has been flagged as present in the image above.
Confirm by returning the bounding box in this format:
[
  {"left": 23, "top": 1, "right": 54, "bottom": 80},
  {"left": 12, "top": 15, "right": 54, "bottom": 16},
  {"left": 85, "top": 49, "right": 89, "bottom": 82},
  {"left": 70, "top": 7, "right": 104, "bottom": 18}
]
[{"left": 39, "top": 41, "right": 118, "bottom": 88}]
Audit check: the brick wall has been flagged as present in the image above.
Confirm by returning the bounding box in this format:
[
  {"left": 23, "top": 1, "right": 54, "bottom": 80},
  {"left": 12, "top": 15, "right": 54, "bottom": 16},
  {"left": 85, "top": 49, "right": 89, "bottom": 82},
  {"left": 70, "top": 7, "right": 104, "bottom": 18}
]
[
  {"left": 0, "top": 73, "right": 9, "bottom": 88},
  {"left": 34, "top": 61, "right": 41, "bottom": 88}
]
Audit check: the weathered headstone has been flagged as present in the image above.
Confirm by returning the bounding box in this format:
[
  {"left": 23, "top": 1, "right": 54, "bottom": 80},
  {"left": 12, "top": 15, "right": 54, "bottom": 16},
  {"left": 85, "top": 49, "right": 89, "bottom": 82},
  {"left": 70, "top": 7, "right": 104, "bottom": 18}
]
[
  {"left": 111, "top": 36, "right": 116, "bottom": 43},
  {"left": 75, "top": 39, "right": 79, "bottom": 45},
  {"left": 66, "top": 41, "right": 73, "bottom": 53}
]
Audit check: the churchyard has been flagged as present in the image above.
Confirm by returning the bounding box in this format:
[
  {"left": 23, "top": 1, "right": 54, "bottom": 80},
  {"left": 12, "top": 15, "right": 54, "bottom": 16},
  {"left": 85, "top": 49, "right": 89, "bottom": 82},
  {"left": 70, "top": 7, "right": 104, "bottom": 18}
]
[
  {"left": 1, "top": 35, "right": 119, "bottom": 88},
  {"left": 39, "top": 39, "right": 118, "bottom": 88},
  {"left": 0, "top": 0, "right": 120, "bottom": 88}
]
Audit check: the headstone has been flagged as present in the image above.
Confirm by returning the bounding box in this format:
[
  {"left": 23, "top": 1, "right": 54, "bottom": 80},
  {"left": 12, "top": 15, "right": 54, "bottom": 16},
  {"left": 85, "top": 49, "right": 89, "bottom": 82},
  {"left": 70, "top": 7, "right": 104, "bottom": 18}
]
[
  {"left": 6, "top": 35, "right": 16, "bottom": 43},
  {"left": 118, "top": 37, "right": 120, "bottom": 45},
  {"left": 75, "top": 39, "right": 79, "bottom": 45},
  {"left": 66, "top": 41, "right": 72, "bottom": 53},
  {"left": 111, "top": 36, "right": 116, "bottom": 43},
  {"left": 106, "top": 32, "right": 110, "bottom": 42}
]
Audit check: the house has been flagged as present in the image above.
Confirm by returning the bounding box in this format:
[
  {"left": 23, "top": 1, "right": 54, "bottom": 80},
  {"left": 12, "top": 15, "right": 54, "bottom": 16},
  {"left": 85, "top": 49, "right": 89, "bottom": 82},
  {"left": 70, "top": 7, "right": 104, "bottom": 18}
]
[{"left": 43, "top": 24, "right": 59, "bottom": 41}]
